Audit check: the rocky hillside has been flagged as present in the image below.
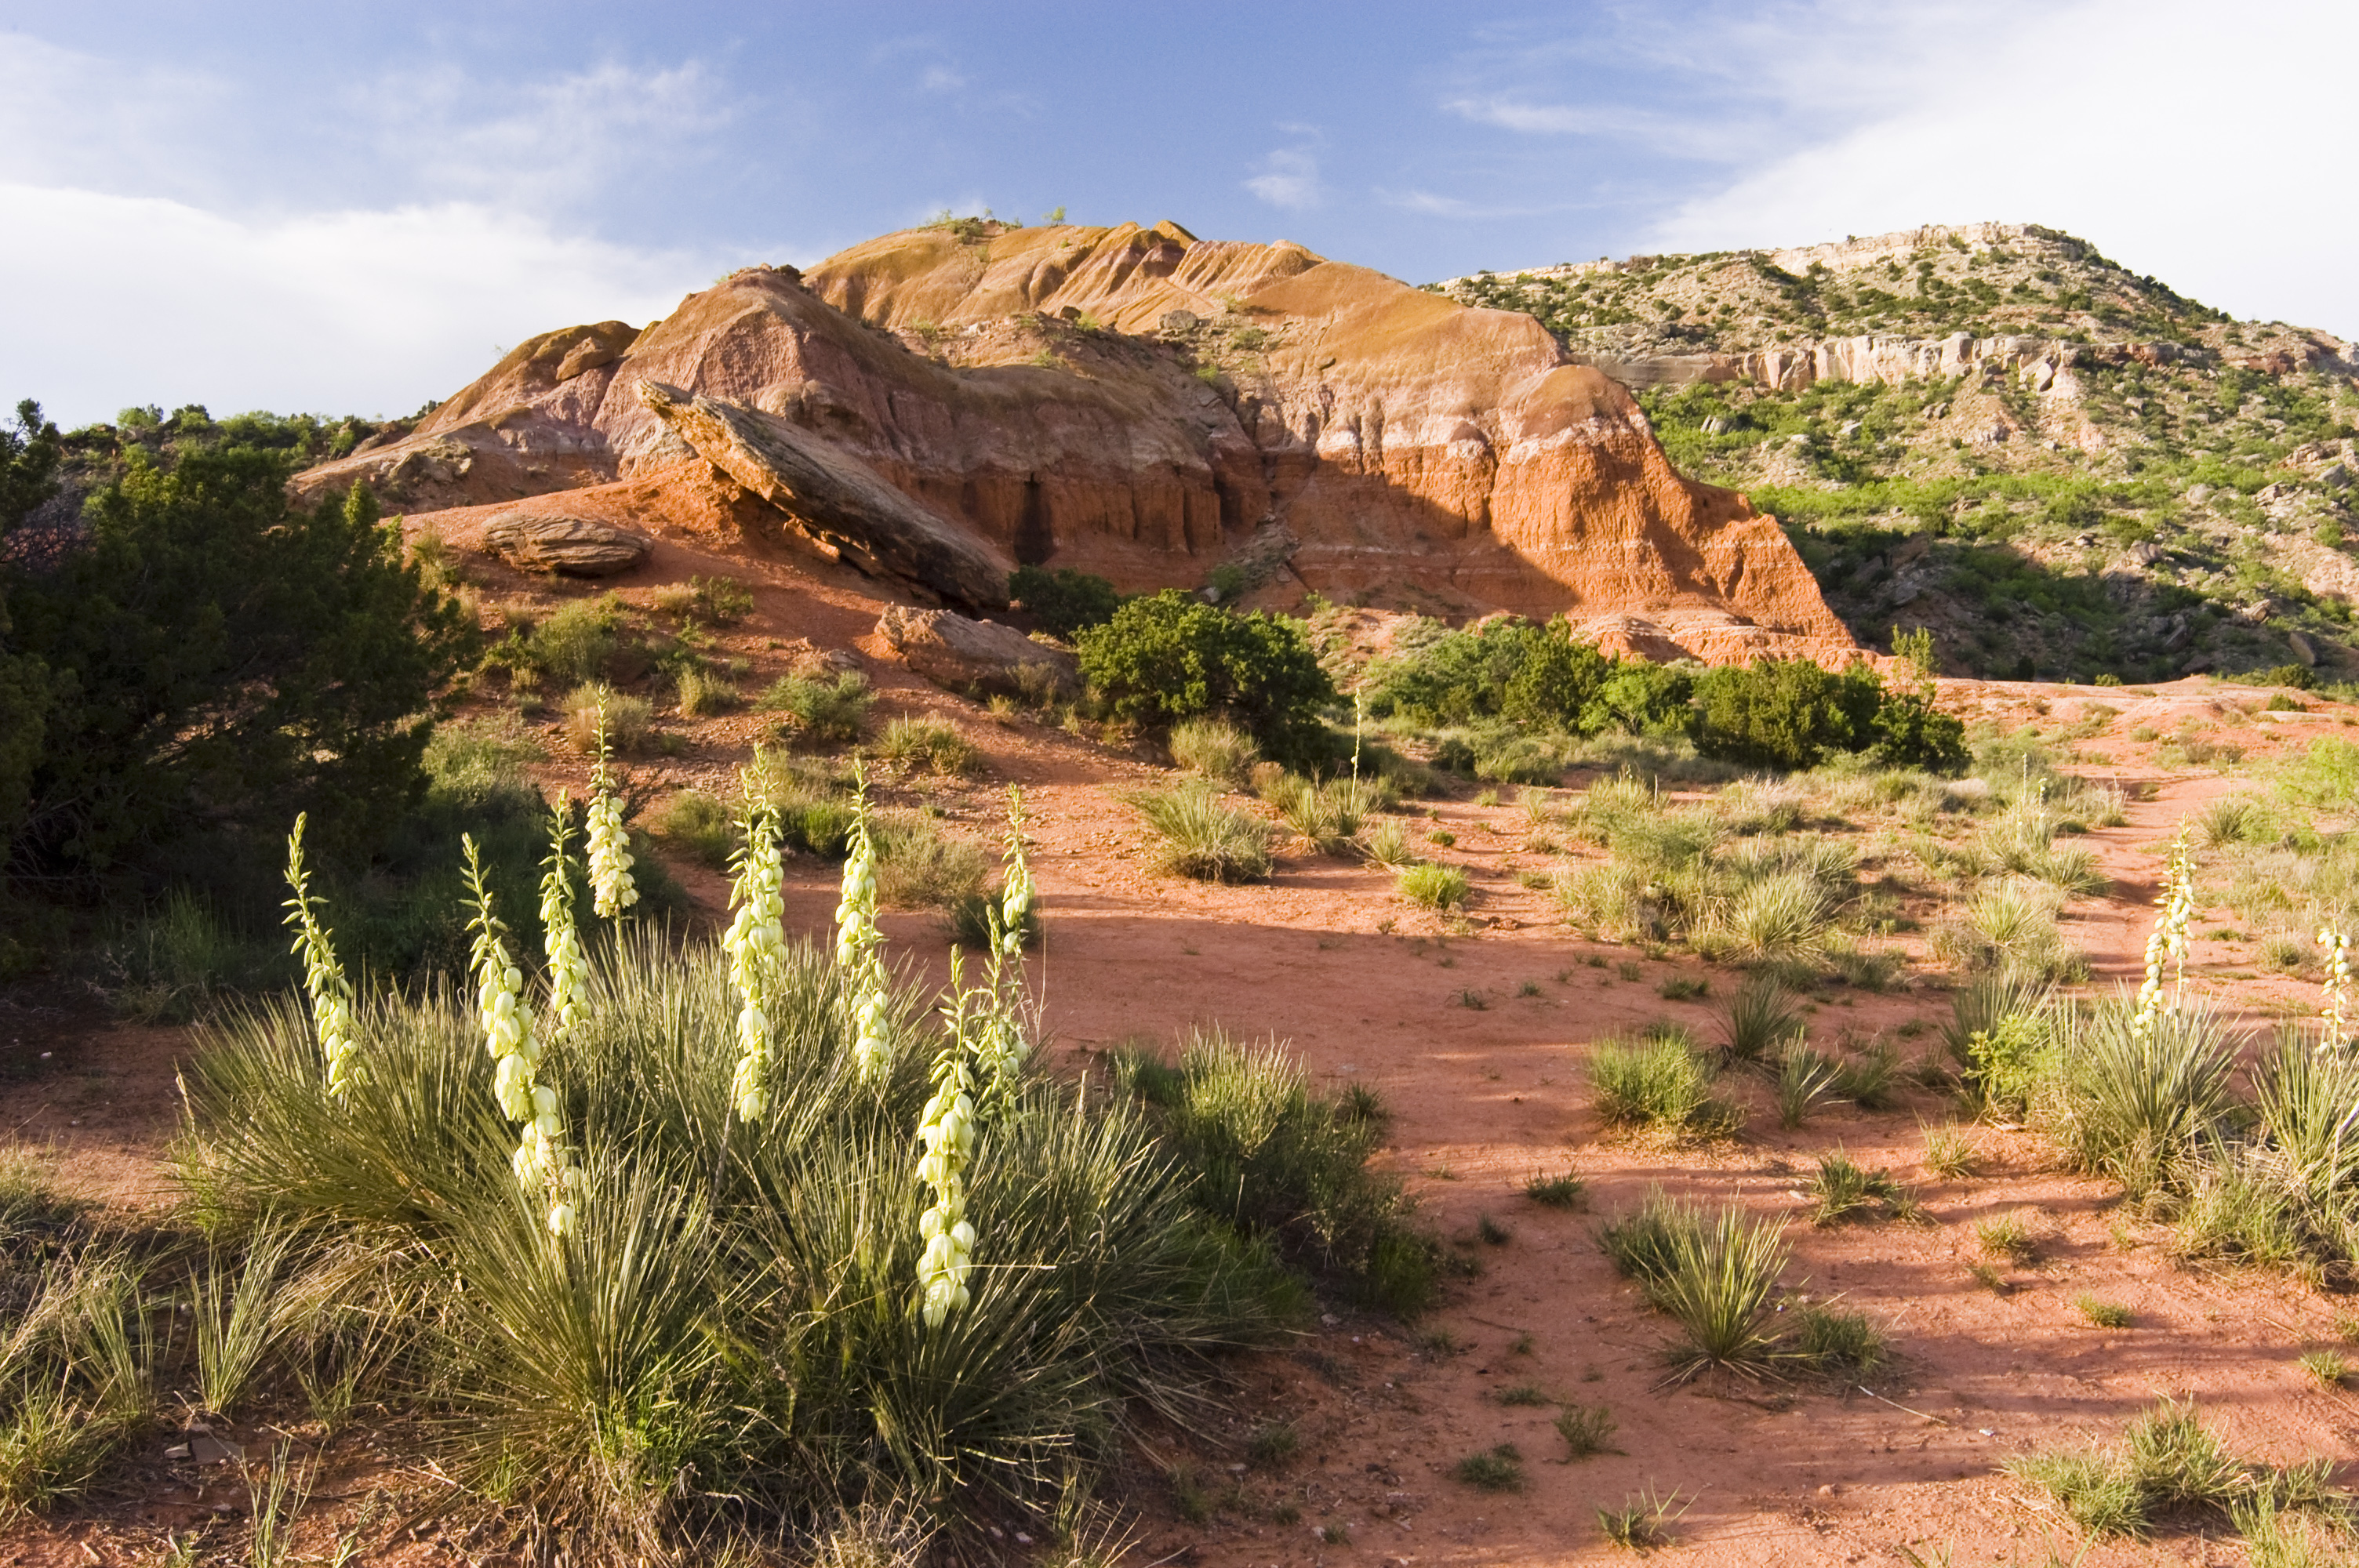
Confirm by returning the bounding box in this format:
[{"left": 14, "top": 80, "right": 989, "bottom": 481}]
[
  {"left": 1436, "top": 223, "right": 2359, "bottom": 682},
  {"left": 296, "top": 220, "right": 1854, "bottom": 665}
]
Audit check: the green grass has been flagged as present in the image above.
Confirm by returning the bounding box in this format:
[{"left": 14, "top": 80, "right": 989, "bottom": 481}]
[
  {"left": 1776, "top": 1045, "right": 1842, "bottom": 1128},
  {"left": 1168, "top": 717, "right": 1258, "bottom": 786},
  {"left": 1720, "top": 973, "right": 1804, "bottom": 1062},
  {"left": 1129, "top": 782, "right": 1275, "bottom": 882},
  {"left": 1596, "top": 1485, "right": 1685, "bottom": 1550},
  {"left": 1807, "top": 1149, "right": 1917, "bottom": 1226},
  {"left": 653, "top": 789, "right": 736, "bottom": 869},
  {"left": 878, "top": 715, "right": 977, "bottom": 776},
  {"left": 2073, "top": 1294, "right": 2132, "bottom": 1330},
  {"left": 1976, "top": 1210, "right": 2042, "bottom": 1265},
  {"left": 1554, "top": 1403, "right": 1619, "bottom": 1459},
  {"left": 1648, "top": 1204, "right": 1790, "bottom": 1384},
  {"left": 2298, "top": 1350, "right": 2348, "bottom": 1388},
  {"left": 1921, "top": 1121, "right": 1980, "bottom": 1180},
  {"left": 1794, "top": 1305, "right": 1887, "bottom": 1376},
  {"left": 755, "top": 667, "right": 872, "bottom": 744},
  {"left": 1496, "top": 1382, "right": 1550, "bottom": 1406},
  {"left": 1398, "top": 862, "right": 1470, "bottom": 909},
  {"left": 1452, "top": 1444, "right": 1525, "bottom": 1492},
  {"left": 1588, "top": 1036, "right": 1742, "bottom": 1140},
  {"left": 1525, "top": 1173, "right": 1587, "bottom": 1209},
  {"left": 1656, "top": 975, "right": 1710, "bottom": 1001}
]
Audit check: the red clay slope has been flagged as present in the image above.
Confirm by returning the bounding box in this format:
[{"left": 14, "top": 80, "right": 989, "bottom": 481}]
[{"left": 299, "top": 220, "right": 1851, "bottom": 660}]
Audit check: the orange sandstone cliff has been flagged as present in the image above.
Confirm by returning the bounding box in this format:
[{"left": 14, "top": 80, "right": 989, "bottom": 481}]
[{"left": 299, "top": 220, "right": 1851, "bottom": 661}]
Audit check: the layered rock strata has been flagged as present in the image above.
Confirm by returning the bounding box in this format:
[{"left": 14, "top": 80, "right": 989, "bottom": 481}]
[{"left": 299, "top": 220, "right": 1854, "bottom": 659}]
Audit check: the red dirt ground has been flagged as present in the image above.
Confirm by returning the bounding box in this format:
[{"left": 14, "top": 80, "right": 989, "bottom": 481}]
[{"left": 5, "top": 530, "right": 2356, "bottom": 1566}]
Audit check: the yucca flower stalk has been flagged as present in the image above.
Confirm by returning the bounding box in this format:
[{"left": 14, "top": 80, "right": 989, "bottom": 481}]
[
  {"left": 463, "top": 835, "right": 578, "bottom": 1238},
  {"left": 722, "top": 802, "right": 788, "bottom": 1120},
  {"left": 585, "top": 701, "right": 638, "bottom": 920},
  {"left": 282, "top": 813, "right": 360, "bottom": 1099},
  {"left": 2319, "top": 923, "right": 2352, "bottom": 1053},
  {"left": 540, "top": 796, "right": 589, "bottom": 1051},
  {"left": 970, "top": 786, "right": 1036, "bottom": 1112},
  {"left": 834, "top": 763, "right": 890, "bottom": 1081},
  {"left": 915, "top": 949, "right": 980, "bottom": 1328},
  {"left": 2133, "top": 824, "right": 2196, "bottom": 1037}
]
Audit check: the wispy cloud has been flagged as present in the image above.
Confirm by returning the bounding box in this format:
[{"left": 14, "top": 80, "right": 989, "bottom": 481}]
[
  {"left": 1441, "top": 94, "right": 1764, "bottom": 162},
  {"left": 1245, "top": 143, "right": 1324, "bottom": 211}
]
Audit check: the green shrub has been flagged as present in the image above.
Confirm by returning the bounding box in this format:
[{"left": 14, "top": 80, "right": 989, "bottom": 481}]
[
  {"left": 879, "top": 716, "right": 976, "bottom": 776},
  {"left": 2053, "top": 1000, "right": 2235, "bottom": 1200},
  {"left": 871, "top": 815, "right": 989, "bottom": 909},
  {"left": 674, "top": 664, "right": 740, "bottom": 717},
  {"left": 1451, "top": 1444, "right": 1524, "bottom": 1492},
  {"left": 1554, "top": 1403, "right": 1619, "bottom": 1459},
  {"left": 1692, "top": 659, "right": 1884, "bottom": 771},
  {"left": 943, "top": 886, "right": 1040, "bottom": 951},
  {"left": 1169, "top": 717, "right": 1258, "bottom": 785},
  {"left": 1130, "top": 781, "right": 1274, "bottom": 881},
  {"left": 1078, "top": 591, "right": 1334, "bottom": 760},
  {"left": 1009, "top": 565, "right": 1119, "bottom": 639},
  {"left": 1794, "top": 1305, "right": 1886, "bottom": 1374},
  {"left": 1276, "top": 774, "right": 1373, "bottom": 855},
  {"left": 1397, "top": 862, "right": 1469, "bottom": 909},
  {"left": 1720, "top": 974, "right": 1804, "bottom": 1062},
  {"left": 1807, "top": 1149, "right": 1915, "bottom": 1225},
  {"left": 529, "top": 594, "right": 629, "bottom": 684},
  {"left": 687, "top": 574, "right": 752, "bottom": 626},
  {"left": 758, "top": 668, "right": 873, "bottom": 745},
  {"left": 1648, "top": 1204, "right": 1790, "bottom": 1383}
]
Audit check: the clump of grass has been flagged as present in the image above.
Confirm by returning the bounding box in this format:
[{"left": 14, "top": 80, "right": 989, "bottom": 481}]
[
  {"left": 1276, "top": 775, "right": 1375, "bottom": 856},
  {"left": 2053, "top": 999, "right": 2235, "bottom": 1202},
  {"left": 1130, "top": 782, "right": 1274, "bottom": 882},
  {"left": 1496, "top": 1382, "right": 1549, "bottom": 1406},
  {"left": 1554, "top": 1403, "right": 1619, "bottom": 1460},
  {"left": 1720, "top": 973, "right": 1804, "bottom": 1063},
  {"left": 1794, "top": 1305, "right": 1886, "bottom": 1375},
  {"left": 2073, "top": 1294, "right": 2132, "bottom": 1330},
  {"left": 1807, "top": 1149, "right": 1916, "bottom": 1226},
  {"left": 871, "top": 815, "right": 989, "bottom": 909},
  {"left": 1589, "top": 1036, "right": 1742, "bottom": 1141},
  {"left": 1525, "top": 1173, "right": 1587, "bottom": 1209},
  {"left": 757, "top": 666, "right": 873, "bottom": 744},
  {"left": 1656, "top": 975, "right": 1708, "bottom": 1001},
  {"left": 674, "top": 664, "right": 740, "bottom": 717},
  {"left": 1921, "top": 1121, "right": 1980, "bottom": 1180},
  {"left": 2008, "top": 1448, "right": 2150, "bottom": 1537},
  {"left": 563, "top": 681, "right": 652, "bottom": 753},
  {"left": 1476, "top": 1214, "right": 1510, "bottom": 1245},
  {"left": 1776, "top": 1045, "right": 1842, "bottom": 1129},
  {"left": 1452, "top": 1445, "right": 1524, "bottom": 1492},
  {"left": 654, "top": 790, "right": 736, "bottom": 869},
  {"left": 1597, "top": 1485, "right": 1685, "bottom": 1550},
  {"left": 1976, "top": 1210, "right": 2042, "bottom": 1265},
  {"left": 1169, "top": 717, "right": 1257, "bottom": 786},
  {"left": 1830, "top": 1040, "right": 1903, "bottom": 1110},
  {"left": 2299, "top": 1350, "right": 2348, "bottom": 1388},
  {"left": 1362, "top": 818, "right": 1416, "bottom": 869},
  {"left": 1247, "top": 1421, "right": 1300, "bottom": 1467},
  {"left": 1398, "top": 862, "right": 1470, "bottom": 909},
  {"left": 879, "top": 715, "right": 976, "bottom": 775}
]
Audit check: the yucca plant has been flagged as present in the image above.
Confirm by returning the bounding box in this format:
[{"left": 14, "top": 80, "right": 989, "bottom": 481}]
[
  {"left": 1168, "top": 718, "right": 1258, "bottom": 786},
  {"left": 1719, "top": 973, "right": 1804, "bottom": 1063},
  {"left": 1649, "top": 1204, "right": 1790, "bottom": 1384},
  {"left": 2055, "top": 999, "right": 2235, "bottom": 1200},
  {"left": 1129, "top": 782, "right": 1274, "bottom": 882}
]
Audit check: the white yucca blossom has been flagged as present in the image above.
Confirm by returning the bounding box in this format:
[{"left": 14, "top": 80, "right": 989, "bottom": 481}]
[
  {"left": 540, "top": 797, "right": 589, "bottom": 1049},
  {"left": 2133, "top": 824, "right": 2197, "bottom": 1037},
  {"left": 463, "top": 834, "right": 577, "bottom": 1238},
  {"left": 914, "top": 1035, "right": 978, "bottom": 1328},
  {"left": 723, "top": 804, "right": 788, "bottom": 1120},
  {"left": 835, "top": 768, "right": 889, "bottom": 1081},
  {"left": 585, "top": 703, "right": 638, "bottom": 920},
  {"left": 282, "top": 814, "right": 360, "bottom": 1099},
  {"left": 971, "top": 786, "right": 1036, "bottom": 1103},
  {"left": 2319, "top": 923, "right": 2352, "bottom": 1052}
]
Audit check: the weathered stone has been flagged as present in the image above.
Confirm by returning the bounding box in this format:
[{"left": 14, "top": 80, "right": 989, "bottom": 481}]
[
  {"left": 482, "top": 513, "right": 650, "bottom": 576},
  {"left": 1158, "top": 309, "right": 1200, "bottom": 332},
  {"left": 2125, "top": 541, "right": 2165, "bottom": 566},
  {"left": 2289, "top": 630, "right": 2319, "bottom": 666},
  {"left": 875, "top": 606, "right": 1079, "bottom": 698},
  {"left": 2321, "top": 463, "right": 2352, "bottom": 490},
  {"left": 637, "top": 380, "right": 1011, "bottom": 609}
]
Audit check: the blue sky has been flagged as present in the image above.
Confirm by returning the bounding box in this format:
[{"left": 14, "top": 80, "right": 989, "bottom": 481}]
[{"left": 1, "top": 0, "right": 2350, "bottom": 425}]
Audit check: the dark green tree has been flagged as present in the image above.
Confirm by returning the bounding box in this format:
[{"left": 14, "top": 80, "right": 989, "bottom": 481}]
[
  {"left": 1077, "top": 590, "right": 1333, "bottom": 759},
  {"left": 1692, "top": 658, "right": 1885, "bottom": 771},
  {"left": 2, "top": 420, "right": 474, "bottom": 883}
]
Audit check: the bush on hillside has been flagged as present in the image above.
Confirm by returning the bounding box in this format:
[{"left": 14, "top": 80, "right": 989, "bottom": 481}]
[
  {"left": 1078, "top": 590, "right": 1334, "bottom": 759},
  {"left": 1691, "top": 658, "right": 1885, "bottom": 771},
  {"left": 1008, "top": 564, "right": 1120, "bottom": 640}
]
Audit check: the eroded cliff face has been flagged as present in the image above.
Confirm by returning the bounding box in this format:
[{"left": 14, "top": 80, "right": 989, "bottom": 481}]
[{"left": 298, "top": 220, "right": 1850, "bottom": 656}]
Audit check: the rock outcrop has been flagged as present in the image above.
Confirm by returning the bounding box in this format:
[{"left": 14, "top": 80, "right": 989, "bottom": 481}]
[
  {"left": 875, "top": 606, "right": 1080, "bottom": 698},
  {"left": 482, "top": 512, "right": 649, "bottom": 576},
  {"left": 298, "top": 220, "right": 1855, "bottom": 661},
  {"left": 635, "top": 380, "right": 1010, "bottom": 608}
]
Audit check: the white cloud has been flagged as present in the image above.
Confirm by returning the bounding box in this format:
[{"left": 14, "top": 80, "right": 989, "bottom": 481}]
[
  {"left": 1640, "top": 0, "right": 2359, "bottom": 337},
  {"left": 1245, "top": 147, "right": 1323, "bottom": 211},
  {"left": 918, "top": 64, "right": 968, "bottom": 93},
  {"left": 1441, "top": 95, "right": 1764, "bottom": 162},
  {"left": 0, "top": 183, "right": 722, "bottom": 425}
]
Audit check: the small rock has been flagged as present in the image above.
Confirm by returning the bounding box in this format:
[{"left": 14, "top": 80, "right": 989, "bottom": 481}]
[
  {"left": 2125, "top": 541, "right": 2165, "bottom": 566},
  {"left": 2322, "top": 463, "right": 2352, "bottom": 489},
  {"left": 876, "top": 605, "right": 1080, "bottom": 699},
  {"left": 1837, "top": 420, "right": 1861, "bottom": 437},
  {"left": 2186, "top": 482, "right": 2214, "bottom": 503},
  {"left": 1700, "top": 415, "right": 1729, "bottom": 434},
  {"left": 1159, "top": 309, "right": 1201, "bottom": 333}
]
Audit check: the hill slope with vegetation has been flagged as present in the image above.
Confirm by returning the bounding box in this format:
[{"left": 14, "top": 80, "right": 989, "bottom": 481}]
[{"left": 1436, "top": 223, "right": 2359, "bottom": 684}]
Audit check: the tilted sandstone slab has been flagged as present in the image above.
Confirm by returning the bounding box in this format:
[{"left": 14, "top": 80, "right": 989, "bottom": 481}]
[
  {"left": 635, "top": 380, "right": 1012, "bottom": 609},
  {"left": 482, "top": 512, "right": 649, "bottom": 577},
  {"left": 874, "top": 605, "right": 1079, "bottom": 698}
]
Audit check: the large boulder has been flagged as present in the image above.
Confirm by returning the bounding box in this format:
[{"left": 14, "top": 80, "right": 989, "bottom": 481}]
[
  {"left": 482, "top": 513, "right": 650, "bottom": 576},
  {"left": 876, "top": 606, "right": 1078, "bottom": 699},
  {"left": 638, "top": 380, "right": 1011, "bottom": 610}
]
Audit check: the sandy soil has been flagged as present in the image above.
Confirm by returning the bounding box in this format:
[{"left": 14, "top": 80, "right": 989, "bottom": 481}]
[{"left": 5, "top": 532, "right": 2357, "bottom": 1566}]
